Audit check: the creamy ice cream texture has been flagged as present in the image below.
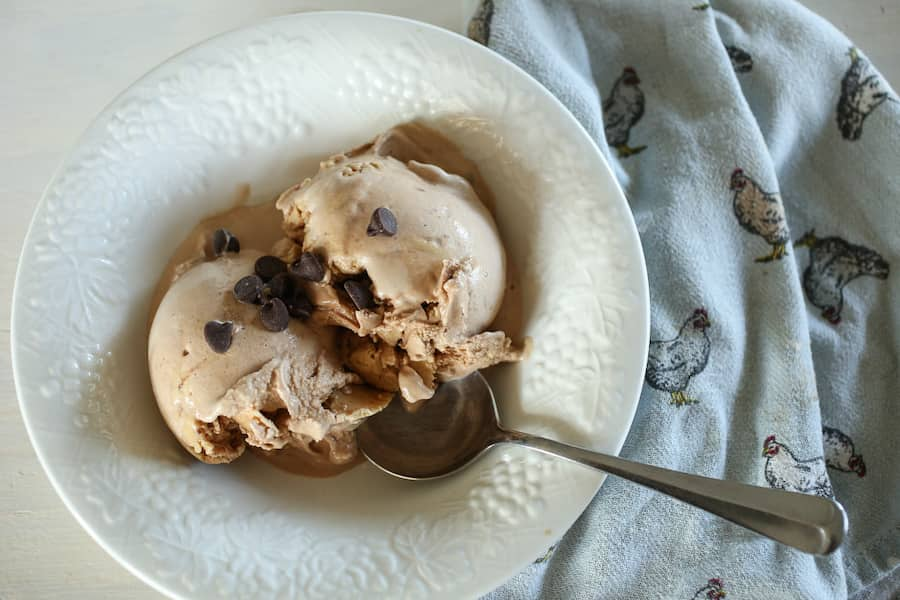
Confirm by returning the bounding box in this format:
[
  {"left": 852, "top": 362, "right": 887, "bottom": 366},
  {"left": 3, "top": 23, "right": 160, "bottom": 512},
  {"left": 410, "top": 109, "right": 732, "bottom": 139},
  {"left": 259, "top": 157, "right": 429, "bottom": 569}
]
[
  {"left": 276, "top": 124, "right": 524, "bottom": 402},
  {"left": 149, "top": 251, "right": 391, "bottom": 470},
  {"left": 148, "top": 123, "right": 524, "bottom": 472}
]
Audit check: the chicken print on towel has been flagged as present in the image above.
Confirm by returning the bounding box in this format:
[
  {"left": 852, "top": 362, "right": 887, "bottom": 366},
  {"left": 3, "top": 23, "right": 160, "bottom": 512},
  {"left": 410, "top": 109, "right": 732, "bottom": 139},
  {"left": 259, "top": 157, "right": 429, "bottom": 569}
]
[
  {"left": 837, "top": 47, "right": 895, "bottom": 141},
  {"left": 690, "top": 578, "right": 726, "bottom": 600},
  {"left": 534, "top": 543, "right": 557, "bottom": 564},
  {"left": 762, "top": 435, "right": 834, "bottom": 498},
  {"left": 730, "top": 169, "right": 790, "bottom": 263},
  {"left": 604, "top": 67, "right": 646, "bottom": 158},
  {"left": 725, "top": 45, "right": 753, "bottom": 73},
  {"left": 645, "top": 308, "right": 711, "bottom": 406},
  {"left": 795, "top": 230, "right": 889, "bottom": 324},
  {"left": 467, "top": 0, "right": 493, "bottom": 46},
  {"left": 823, "top": 426, "right": 867, "bottom": 477}
]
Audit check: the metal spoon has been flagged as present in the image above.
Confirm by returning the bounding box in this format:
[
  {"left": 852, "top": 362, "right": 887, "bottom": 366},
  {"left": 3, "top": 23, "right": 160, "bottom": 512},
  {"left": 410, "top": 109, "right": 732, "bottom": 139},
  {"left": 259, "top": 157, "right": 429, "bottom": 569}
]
[{"left": 357, "top": 372, "right": 847, "bottom": 555}]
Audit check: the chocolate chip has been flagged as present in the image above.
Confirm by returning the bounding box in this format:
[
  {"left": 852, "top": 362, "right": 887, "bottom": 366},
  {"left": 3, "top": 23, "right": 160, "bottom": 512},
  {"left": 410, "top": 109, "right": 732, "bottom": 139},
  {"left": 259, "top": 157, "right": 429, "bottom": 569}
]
[
  {"left": 233, "top": 275, "right": 263, "bottom": 304},
  {"left": 212, "top": 229, "right": 240, "bottom": 256},
  {"left": 259, "top": 298, "right": 289, "bottom": 331},
  {"left": 255, "top": 255, "right": 286, "bottom": 281},
  {"left": 366, "top": 207, "right": 397, "bottom": 237},
  {"left": 343, "top": 279, "right": 374, "bottom": 310},
  {"left": 290, "top": 252, "right": 326, "bottom": 282},
  {"left": 286, "top": 292, "right": 313, "bottom": 319},
  {"left": 265, "top": 272, "right": 295, "bottom": 300},
  {"left": 266, "top": 272, "right": 313, "bottom": 319},
  {"left": 203, "top": 320, "right": 233, "bottom": 353}
]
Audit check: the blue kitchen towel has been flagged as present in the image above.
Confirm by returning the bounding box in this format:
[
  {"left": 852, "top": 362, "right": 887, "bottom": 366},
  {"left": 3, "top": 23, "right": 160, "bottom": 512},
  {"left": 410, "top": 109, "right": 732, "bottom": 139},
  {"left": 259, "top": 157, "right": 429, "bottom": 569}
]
[{"left": 469, "top": 1, "right": 899, "bottom": 598}]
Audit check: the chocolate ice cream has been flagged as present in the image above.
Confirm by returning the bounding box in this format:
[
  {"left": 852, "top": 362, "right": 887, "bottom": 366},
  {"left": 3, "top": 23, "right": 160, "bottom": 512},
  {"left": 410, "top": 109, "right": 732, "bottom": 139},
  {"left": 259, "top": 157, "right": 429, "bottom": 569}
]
[
  {"left": 149, "top": 251, "right": 391, "bottom": 470},
  {"left": 275, "top": 124, "right": 524, "bottom": 402},
  {"left": 148, "top": 122, "right": 526, "bottom": 475}
]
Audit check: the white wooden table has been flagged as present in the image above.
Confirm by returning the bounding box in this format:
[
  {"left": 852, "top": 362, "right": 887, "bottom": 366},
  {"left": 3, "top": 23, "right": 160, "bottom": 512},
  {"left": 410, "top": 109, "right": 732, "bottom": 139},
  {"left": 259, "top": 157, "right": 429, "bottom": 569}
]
[{"left": 1, "top": 1, "right": 897, "bottom": 597}]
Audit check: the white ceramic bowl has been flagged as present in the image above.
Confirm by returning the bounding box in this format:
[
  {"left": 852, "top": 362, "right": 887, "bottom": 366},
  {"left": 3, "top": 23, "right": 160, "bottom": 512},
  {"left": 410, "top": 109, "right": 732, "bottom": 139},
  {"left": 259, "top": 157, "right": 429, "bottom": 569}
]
[{"left": 12, "top": 12, "right": 648, "bottom": 599}]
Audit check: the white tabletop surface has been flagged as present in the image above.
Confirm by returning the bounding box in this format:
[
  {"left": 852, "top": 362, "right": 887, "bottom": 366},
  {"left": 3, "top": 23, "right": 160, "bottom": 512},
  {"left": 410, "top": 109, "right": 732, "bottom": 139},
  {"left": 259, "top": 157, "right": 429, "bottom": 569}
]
[{"left": 1, "top": 1, "right": 897, "bottom": 597}]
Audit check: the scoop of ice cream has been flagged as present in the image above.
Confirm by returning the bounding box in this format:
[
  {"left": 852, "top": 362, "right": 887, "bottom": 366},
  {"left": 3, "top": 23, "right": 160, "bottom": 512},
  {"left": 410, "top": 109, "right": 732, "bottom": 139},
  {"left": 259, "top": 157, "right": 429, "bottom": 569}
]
[
  {"left": 148, "top": 250, "right": 391, "bottom": 464},
  {"left": 275, "top": 124, "right": 524, "bottom": 402},
  {"left": 277, "top": 138, "right": 505, "bottom": 333}
]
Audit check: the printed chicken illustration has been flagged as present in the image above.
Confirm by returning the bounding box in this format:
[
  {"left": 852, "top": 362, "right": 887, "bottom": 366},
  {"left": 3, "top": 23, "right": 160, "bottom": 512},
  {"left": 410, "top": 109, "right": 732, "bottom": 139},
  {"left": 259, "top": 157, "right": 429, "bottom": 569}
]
[
  {"left": 645, "top": 308, "right": 711, "bottom": 406},
  {"left": 467, "top": 0, "right": 493, "bottom": 46},
  {"left": 795, "top": 230, "right": 889, "bottom": 324},
  {"left": 730, "top": 169, "right": 790, "bottom": 263},
  {"left": 691, "top": 578, "right": 726, "bottom": 600},
  {"left": 534, "top": 543, "right": 557, "bottom": 564},
  {"left": 837, "top": 47, "right": 895, "bottom": 141},
  {"left": 762, "top": 435, "right": 833, "bottom": 498},
  {"left": 823, "top": 426, "right": 867, "bottom": 477},
  {"left": 725, "top": 45, "right": 753, "bottom": 73},
  {"left": 604, "top": 67, "right": 647, "bottom": 158}
]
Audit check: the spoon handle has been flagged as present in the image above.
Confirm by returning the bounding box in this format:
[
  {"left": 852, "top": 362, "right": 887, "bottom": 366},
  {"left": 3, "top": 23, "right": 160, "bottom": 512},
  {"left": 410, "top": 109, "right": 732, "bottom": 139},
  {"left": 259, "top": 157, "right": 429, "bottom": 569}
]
[{"left": 499, "top": 430, "right": 846, "bottom": 555}]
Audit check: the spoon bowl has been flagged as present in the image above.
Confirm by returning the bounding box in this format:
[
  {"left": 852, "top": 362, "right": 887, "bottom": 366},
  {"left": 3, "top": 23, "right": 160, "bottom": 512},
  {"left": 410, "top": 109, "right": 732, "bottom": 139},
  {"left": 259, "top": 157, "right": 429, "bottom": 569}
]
[
  {"left": 358, "top": 372, "right": 848, "bottom": 555},
  {"left": 358, "top": 371, "right": 502, "bottom": 479}
]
